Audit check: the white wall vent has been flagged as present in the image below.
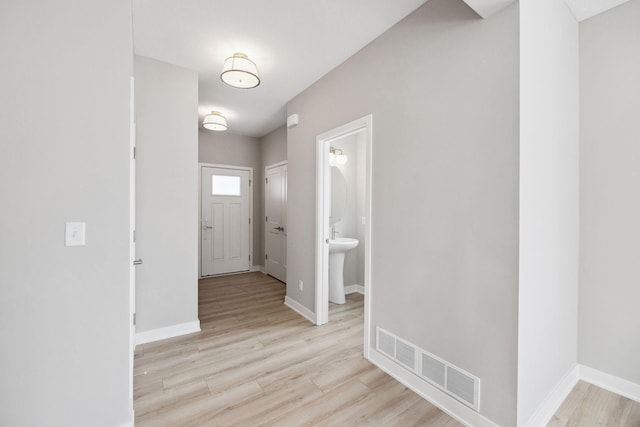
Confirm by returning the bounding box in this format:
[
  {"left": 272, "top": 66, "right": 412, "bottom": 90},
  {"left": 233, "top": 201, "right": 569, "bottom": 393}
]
[
  {"left": 376, "top": 327, "right": 481, "bottom": 412},
  {"left": 395, "top": 339, "right": 416, "bottom": 370},
  {"left": 421, "top": 351, "right": 446, "bottom": 388},
  {"left": 377, "top": 328, "right": 396, "bottom": 358},
  {"left": 446, "top": 365, "right": 480, "bottom": 410}
]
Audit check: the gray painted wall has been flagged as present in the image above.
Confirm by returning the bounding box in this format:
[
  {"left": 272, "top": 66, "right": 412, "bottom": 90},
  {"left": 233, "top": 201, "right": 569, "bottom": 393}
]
[
  {"left": 517, "top": 0, "right": 580, "bottom": 423},
  {"left": 0, "top": 1, "right": 133, "bottom": 426},
  {"left": 199, "top": 131, "right": 264, "bottom": 267},
  {"left": 260, "top": 125, "right": 287, "bottom": 169},
  {"left": 135, "top": 56, "right": 199, "bottom": 333},
  {"left": 286, "top": 0, "right": 519, "bottom": 425},
  {"left": 579, "top": 0, "right": 640, "bottom": 384}
]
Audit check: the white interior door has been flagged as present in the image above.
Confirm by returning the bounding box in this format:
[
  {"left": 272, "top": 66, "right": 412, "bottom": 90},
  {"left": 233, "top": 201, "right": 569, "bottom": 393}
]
[
  {"left": 265, "top": 163, "right": 287, "bottom": 282},
  {"left": 201, "top": 166, "right": 251, "bottom": 276}
]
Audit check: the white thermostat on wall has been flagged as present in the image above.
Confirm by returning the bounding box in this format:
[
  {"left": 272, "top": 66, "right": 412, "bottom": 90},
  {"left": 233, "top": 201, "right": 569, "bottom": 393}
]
[{"left": 65, "top": 222, "right": 86, "bottom": 246}]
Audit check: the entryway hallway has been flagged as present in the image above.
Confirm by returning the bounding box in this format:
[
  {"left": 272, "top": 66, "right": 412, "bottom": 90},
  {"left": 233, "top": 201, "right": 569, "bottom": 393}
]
[{"left": 133, "top": 272, "right": 460, "bottom": 426}]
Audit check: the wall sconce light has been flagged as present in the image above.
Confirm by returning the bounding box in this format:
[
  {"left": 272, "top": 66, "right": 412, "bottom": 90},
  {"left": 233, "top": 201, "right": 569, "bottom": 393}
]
[
  {"left": 220, "top": 53, "right": 260, "bottom": 89},
  {"left": 330, "top": 147, "right": 347, "bottom": 165},
  {"left": 203, "top": 111, "right": 228, "bottom": 131}
]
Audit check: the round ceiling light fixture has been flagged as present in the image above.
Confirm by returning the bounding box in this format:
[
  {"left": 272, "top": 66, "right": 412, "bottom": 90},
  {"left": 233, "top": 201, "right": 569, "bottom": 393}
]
[
  {"left": 203, "top": 111, "right": 228, "bottom": 131},
  {"left": 220, "top": 52, "right": 260, "bottom": 89}
]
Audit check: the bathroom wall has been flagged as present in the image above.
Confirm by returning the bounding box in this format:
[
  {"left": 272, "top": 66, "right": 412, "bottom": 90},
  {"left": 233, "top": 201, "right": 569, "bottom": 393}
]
[
  {"left": 199, "top": 130, "right": 264, "bottom": 267},
  {"left": 286, "top": 0, "right": 519, "bottom": 424},
  {"left": 579, "top": 0, "right": 640, "bottom": 385},
  {"left": 0, "top": 1, "right": 133, "bottom": 425},
  {"left": 331, "top": 132, "right": 366, "bottom": 289}
]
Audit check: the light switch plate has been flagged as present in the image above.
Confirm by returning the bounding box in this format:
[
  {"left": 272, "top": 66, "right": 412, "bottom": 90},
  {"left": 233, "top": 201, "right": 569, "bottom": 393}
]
[{"left": 65, "top": 222, "right": 86, "bottom": 246}]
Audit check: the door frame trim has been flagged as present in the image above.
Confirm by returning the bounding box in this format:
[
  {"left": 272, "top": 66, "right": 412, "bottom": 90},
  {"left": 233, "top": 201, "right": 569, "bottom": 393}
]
[
  {"left": 128, "top": 76, "right": 135, "bottom": 422},
  {"left": 198, "top": 163, "right": 254, "bottom": 278},
  {"left": 315, "top": 114, "right": 373, "bottom": 358},
  {"left": 265, "top": 161, "right": 288, "bottom": 281}
]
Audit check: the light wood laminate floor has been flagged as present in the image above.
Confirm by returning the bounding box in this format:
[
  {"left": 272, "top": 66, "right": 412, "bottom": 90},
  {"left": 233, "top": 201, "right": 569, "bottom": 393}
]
[
  {"left": 134, "top": 272, "right": 462, "bottom": 426},
  {"left": 548, "top": 381, "right": 640, "bottom": 427},
  {"left": 134, "top": 272, "right": 638, "bottom": 426}
]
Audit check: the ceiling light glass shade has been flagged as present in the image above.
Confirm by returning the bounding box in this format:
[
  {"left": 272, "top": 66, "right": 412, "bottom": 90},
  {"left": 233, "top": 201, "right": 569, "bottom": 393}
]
[
  {"left": 221, "top": 53, "right": 260, "bottom": 89},
  {"left": 203, "top": 111, "right": 227, "bottom": 131},
  {"left": 336, "top": 153, "right": 348, "bottom": 165}
]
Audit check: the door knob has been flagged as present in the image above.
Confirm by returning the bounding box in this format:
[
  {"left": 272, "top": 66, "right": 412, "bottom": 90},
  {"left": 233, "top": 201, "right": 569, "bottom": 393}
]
[
  {"left": 133, "top": 259, "right": 143, "bottom": 266},
  {"left": 203, "top": 225, "right": 213, "bottom": 230},
  {"left": 274, "top": 226, "right": 284, "bottom": 231}
]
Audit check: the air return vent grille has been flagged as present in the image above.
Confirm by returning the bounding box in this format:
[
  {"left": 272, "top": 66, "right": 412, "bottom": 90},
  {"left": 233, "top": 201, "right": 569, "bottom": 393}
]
[
  {"left": 376, "top": 327, "right": 480, "bottom": 412},
  {"left": 377, "top": 329, "right": 395, "bottom": 358},
  {"left": 395, "top": 340, "right": 416, "bottom": 370},
  {"left": 446, "top": 365, "right": 478, "bottom": 408},
  {"left": 421, "top": 352, "right": 446, "bottom": 388}
]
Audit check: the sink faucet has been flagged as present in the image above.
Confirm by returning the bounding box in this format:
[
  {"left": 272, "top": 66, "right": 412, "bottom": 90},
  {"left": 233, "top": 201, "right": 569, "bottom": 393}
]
[{"left": 331, "top": 226, "right": 339, "bottom": 240}]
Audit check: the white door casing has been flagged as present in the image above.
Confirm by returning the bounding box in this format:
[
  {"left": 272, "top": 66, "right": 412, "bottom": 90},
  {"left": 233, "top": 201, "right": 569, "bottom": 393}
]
[
  {"left": 201, "top": 165, "right": 251, "bottom": 276},
  {"left": 265, "top": 162, "right": 287, "bottom": 282},
  {"left": 128, "top": 76, "right": 136, "bottom": 419}
]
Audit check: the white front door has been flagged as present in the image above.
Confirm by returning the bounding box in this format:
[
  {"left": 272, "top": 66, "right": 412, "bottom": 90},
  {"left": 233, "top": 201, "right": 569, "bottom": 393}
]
[
  {"left": 265, "top": 163, "right": 287, "bottom": 282},
  {"left": 201, "top": 166, "right": 251, "bottom": 276}
]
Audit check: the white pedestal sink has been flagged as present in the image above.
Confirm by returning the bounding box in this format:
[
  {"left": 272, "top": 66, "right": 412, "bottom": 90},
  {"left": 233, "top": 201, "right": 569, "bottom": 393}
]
[{"left": 328, "top": 237, "right": 359, "bottom": 304}]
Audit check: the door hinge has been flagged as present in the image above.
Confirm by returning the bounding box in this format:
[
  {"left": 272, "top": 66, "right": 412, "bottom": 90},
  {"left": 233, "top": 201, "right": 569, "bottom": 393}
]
[
  {"left": 249, "top": 255, "right": 251, "bottom": 261},
  {"left": 132, "top": 229, "right": 136, "bottom": 243},
  {"left": 249, "top": 218, "right": 251, "bottom": 224},
  {"left": 266, "top": 177, "right": 268, "bottom": 184},
  {"left": 133, "top": 313, "right": 136, "bottom": 326},
  {"left": 249, "top": 179, "right": 252, "bottom": 186},
  {"left": 266, "top": 216, "right": 268, "bottom": 222},
  {"left": 265, "top": 254, "right": 268, "bottom": 260},
  {"left": 133, "top": 146, "right": 136, "bottom": 159}
]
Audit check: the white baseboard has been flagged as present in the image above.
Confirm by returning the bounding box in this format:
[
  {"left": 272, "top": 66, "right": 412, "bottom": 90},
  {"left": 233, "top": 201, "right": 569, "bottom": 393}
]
[
  {"left": 344, "top": 284, "right": 365, "bottom": 295},
  {"left": 579, "top": 364, "right": 640, "bottom": 403},
  {"left": 135, "top": 320, "right": 201, "bottom": 345},
  {"left": 250, "top": 265, "right": 265, "bottom": 273},
  {"left": 522, "top": 365, "right": 579, "bottom": 427},
  {"left": 520, "top": 364, "right": 640, "bottom": 427},
  {"left": 284, "top": 296, "right": 316, "bottom": 324},
  {"left": 368, "top": 349, "right": 498, "bottom": 427}
]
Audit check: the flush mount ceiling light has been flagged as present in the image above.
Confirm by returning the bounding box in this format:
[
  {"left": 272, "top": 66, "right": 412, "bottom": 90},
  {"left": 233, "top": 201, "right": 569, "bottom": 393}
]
[
  {"left": 329, "top": 147, "right": 347, "bottom": 165},
  {"left": 220, "top": 53, "right": 260, "bottom": 89},
  {"left": 203, "top": 111, "right": 228, "bottom": 131}
]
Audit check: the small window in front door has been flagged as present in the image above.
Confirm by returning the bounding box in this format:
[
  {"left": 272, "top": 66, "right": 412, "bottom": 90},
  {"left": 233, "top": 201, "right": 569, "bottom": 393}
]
[{"left": 211, "top": 175, "right": 241, "bottom": 196}]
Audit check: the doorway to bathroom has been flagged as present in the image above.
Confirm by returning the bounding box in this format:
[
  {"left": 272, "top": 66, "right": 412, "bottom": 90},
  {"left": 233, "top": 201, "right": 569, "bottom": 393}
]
[{"left": 315, "top": 114, "right": 372, "bottom": 356}]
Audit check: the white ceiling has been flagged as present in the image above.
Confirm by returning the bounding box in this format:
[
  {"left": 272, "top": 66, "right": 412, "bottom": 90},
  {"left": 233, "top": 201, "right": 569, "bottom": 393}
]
[
  {"left": 461, "top": 0, "right": 630, "bottom": 20},
  {"left": 132, "top": 0, "right": 629, "bottom": 138},
  {"left": 132, "top": 0, "right": 429, "bottom": 137},
  {"left": 564, "top": 0, "right": 629, "bottom": 21}
]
